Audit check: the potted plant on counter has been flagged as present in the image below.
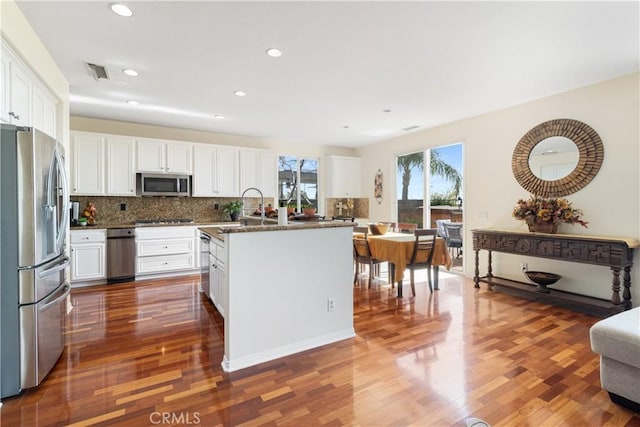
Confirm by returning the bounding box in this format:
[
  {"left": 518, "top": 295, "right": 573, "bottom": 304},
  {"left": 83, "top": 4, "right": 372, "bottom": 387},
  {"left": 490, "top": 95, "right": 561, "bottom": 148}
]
[
  {"left": 223, "top": 201, "right": 242, "bottom": 222},
  {"left": 301, "top": 203, "right": 316, "bottom": 217}
]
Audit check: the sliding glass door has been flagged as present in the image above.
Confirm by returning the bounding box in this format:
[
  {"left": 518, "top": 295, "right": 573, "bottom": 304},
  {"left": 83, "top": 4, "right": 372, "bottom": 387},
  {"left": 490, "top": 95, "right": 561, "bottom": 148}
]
[{"left": 396, "top": 143, "right": 464, "bottom": 270}]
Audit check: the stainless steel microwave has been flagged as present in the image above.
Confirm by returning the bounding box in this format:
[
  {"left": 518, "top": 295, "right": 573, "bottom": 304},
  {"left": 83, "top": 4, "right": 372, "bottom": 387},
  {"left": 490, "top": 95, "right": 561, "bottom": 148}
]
[{"left": 137, "top": 173, "right": 190, "bottom": 197}]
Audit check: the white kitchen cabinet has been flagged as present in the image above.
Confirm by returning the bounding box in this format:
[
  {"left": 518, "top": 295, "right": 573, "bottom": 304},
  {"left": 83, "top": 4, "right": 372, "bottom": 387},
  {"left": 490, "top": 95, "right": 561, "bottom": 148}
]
[
  {"left": 192, "top": 143, "right": 239, "bottom": 197},
  {"left": 137, "top": 139, "right": 192, "bottom": 174},
  {"left": 8, "top": 56, "right": 31, "bottom": 127},
  {"left": 326, "top": 155, "right": 362, "bottom": 197},
  {"left": 1, "top": 40, "right": 58, "bottom": 137},
  {"left": 105, "top": 137, "right": 136, "bottom": 196},
  {"left": 1, "top": 50, "right": 10, "bottom": 123},
  {"left": 239, "top": 149, "right": 277, "bottom": 198},
  {"left": 70, "top": 229, "right": 106, "bottom": 283},
  {"left": 70, "top": 132, "right": 137, "bottom": 197},
  {"left": 32, "top": 83, "right": 57, "bottom": 138},
  {"left": 70, "top": 133, "right": 105, "bottom": 195},
  {"left": 209, "top": 238, "right": 226, "bottom": 318},
  {"left": 135, "top": 226, "right": 196, "bottom": 277}
]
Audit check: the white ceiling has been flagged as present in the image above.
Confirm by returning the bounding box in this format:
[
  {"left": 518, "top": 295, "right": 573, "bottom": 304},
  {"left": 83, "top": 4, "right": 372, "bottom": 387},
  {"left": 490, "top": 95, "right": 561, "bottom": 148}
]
[{"left": 15, "top": 1, "right": 640, "bottom": 148}]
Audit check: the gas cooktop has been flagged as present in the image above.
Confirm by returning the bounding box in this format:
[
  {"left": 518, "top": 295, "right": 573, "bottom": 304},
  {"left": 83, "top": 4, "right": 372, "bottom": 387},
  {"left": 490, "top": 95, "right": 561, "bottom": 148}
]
[{"left": 135, "top": 218, "right": 194, "bottom": 225}]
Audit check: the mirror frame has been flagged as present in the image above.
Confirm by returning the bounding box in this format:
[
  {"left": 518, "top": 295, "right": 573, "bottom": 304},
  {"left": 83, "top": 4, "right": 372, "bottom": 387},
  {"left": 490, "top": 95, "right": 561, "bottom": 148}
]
[{"left": 512, "top": 118, "right": 604, "bottom": 197}]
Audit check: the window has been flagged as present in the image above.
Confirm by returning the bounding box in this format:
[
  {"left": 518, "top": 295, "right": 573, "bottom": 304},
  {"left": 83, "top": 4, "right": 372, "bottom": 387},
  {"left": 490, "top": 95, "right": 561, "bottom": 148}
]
[{"left": 278, "top": 156, "right": 318, "bottom": 212}]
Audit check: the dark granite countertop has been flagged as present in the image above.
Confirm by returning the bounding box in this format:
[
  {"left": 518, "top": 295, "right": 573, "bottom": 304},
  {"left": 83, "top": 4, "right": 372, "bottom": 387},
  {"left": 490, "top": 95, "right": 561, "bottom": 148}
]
[
  {"left": 199, "top": 220, "right": 356, "bottom": 241},
  {"left": 70, "top": 221, "right": 237, "bottom": 230}
]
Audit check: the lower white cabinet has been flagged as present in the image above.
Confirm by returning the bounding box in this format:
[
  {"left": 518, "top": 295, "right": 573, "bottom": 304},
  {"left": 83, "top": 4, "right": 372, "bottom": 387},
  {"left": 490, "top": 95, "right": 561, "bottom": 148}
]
[
  {"left": 209, "top": 238, "right": 226, "bottom": 318},
  {"left": 70, "top": 229, "right": 106, "bottom": 283},
  {"left": 135, "top": 226, "right": 197, "bottom": 276}
]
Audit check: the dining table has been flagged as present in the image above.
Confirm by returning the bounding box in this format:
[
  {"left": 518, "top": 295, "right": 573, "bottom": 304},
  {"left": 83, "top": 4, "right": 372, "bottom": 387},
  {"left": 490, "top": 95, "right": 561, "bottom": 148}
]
[{"left": 358, "top": 231, "right": 452, "bottom": 297}]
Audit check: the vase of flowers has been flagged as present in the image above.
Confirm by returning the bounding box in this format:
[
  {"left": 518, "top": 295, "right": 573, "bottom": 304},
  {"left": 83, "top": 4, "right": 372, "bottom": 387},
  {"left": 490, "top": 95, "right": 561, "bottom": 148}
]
[{"left": 512, "top": 196, "right": 588, "bottom": 233}]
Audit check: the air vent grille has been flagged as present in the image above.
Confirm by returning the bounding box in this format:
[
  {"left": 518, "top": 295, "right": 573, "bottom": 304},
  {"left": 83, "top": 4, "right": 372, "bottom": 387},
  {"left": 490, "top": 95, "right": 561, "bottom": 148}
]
[{"left": 85, "top": 62, "right": 110, "bottom": 80}]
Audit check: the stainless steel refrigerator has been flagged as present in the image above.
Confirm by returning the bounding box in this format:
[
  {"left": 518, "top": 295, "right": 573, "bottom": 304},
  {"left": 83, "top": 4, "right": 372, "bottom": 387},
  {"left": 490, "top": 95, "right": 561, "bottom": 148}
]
[{"left": 1, "top": 125, "right": 70, "bottom": 398}]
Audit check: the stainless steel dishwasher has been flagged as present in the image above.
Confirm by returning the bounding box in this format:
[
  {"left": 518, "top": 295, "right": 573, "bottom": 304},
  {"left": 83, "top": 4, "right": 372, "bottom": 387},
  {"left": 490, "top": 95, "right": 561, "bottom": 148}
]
[{"left": 106, "top": 228, "right": 135, "bottom": 283}]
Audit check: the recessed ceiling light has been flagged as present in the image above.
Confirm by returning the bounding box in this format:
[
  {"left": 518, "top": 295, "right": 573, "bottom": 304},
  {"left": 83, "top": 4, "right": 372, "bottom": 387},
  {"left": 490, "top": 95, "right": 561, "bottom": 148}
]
[
  {"left": 266, "top": 48, "right": 282, "bottom": 58},
  {"left": 343, "top": 125, "right": 350, "bottom": 129},
  {"left": 214, "top": 115, "right": 224, "bottom": 119},
  {"left": 127, "top": 100, "right": 139, "bottom": 106},
  {"left": 110, "top": 3, "right": 133, "bottom": 17},
  {"left": 122, "top": 68, "right": 138, "bottom": 77},
  {"left": 234, "top": 91, "right": 246, "bottom": 97},
  {"left": 383, "top": 109, "right": 392, "bottom": 113}
]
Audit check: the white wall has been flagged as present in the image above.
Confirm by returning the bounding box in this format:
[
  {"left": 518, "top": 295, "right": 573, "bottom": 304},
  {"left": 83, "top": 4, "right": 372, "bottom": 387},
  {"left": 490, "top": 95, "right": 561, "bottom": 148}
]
[{"left": 357, "top": 73, "right": 640, "bottom": 305}]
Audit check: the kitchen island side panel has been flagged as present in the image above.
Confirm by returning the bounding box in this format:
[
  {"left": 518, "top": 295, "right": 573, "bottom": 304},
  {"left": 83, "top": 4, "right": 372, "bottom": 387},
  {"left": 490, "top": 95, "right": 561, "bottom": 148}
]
[{"left": 223, "top": 226, "right": 354, "bottom": 371}]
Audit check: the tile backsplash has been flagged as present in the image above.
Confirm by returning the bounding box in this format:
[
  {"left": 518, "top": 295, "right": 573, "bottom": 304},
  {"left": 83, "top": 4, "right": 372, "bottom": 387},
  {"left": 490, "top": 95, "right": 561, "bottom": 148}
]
[
  {"left": 71, "top": 196, "right": 369, "bottom": 225},
  {"left": 71, "top": 196, "right": 271, "bottom": 225},
  {"left": 324, "top": 198, "right": 369, "bottom": 219}
]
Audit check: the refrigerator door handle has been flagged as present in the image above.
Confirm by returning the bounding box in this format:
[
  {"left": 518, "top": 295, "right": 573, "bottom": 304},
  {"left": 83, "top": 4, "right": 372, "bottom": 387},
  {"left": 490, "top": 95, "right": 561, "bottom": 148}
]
[
  {"left": 55, "top": 147, "right": 70, "bottom": 250},
  {"left": 38, "top": 284, "right": 70, "bottom": 312},
  {"left": 50, "top": 147, "right": 70, "bottom": 252},
  {"left": 37, "top": 257, "right": 70, "bottom": 279}
]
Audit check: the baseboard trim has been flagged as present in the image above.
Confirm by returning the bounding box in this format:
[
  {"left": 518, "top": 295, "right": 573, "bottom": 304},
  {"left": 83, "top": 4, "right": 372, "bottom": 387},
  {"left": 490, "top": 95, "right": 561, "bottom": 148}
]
[{"left": 221, "top": 328, "right": 356, "bottom": 373}]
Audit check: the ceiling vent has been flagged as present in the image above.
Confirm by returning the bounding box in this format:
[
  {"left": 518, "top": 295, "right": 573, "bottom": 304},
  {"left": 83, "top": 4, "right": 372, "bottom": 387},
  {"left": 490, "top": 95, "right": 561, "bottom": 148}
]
[{"left": 84, "top": 62, "right": 110, "bottom": 80}]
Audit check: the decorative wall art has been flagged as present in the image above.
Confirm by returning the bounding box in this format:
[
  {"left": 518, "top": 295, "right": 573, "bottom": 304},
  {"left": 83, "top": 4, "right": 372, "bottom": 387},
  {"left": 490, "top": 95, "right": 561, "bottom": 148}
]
[{"left": 374, "top": 169, "right": 383, "bottom": 204}]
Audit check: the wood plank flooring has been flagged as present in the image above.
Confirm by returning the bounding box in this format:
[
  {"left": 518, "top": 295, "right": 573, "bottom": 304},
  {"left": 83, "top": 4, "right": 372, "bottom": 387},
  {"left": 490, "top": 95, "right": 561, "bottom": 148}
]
[{"left": 1, "top": 273, "right": 639, "bottom": 426}]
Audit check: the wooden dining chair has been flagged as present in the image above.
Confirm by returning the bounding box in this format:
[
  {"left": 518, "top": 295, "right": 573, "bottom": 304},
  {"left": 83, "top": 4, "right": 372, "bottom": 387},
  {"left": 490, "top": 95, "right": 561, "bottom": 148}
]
[
  {"left": 353, "top": 226, "right": 386, "bottom": 288},
  {"left": 405, "top": 229, "right": 438, "bottom": 296},
  {"left": 397, "top": 222, "right": 417, "bottom": 233}
]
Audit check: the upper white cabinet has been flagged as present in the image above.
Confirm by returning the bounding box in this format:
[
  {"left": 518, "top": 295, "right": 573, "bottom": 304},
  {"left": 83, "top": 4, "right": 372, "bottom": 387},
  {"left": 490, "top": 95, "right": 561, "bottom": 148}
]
[
  {"left": 71, "top": 133, "right": 104, "bottom": 195},
  {"left": 106, "top": 137, "right": 136, "bottom": 196},
  {"left": 1, "top": 40, "right": 58, "bottom": 138},
  {"left": 326, "top": 155, "right": 362, "bottom": 197},
  {"left": 239, "top": 149, "right": 277, "bottom": 198},
  {"left": 8, "top": 57, "right": 31, "bottom": 127},
  {"left": 0, "top": 51, "right": 9, "bottom": 123},
  {"left": 32, "top": 83, "right": 57, "bottom": 138},
  {"left": 70, "top": 132, "right": 136, "bottom": 196},
  {"left": 192, "top": 143, "right": 239, "bottom": 197},
  {"left": 137, "top": 139, "right": 192, "bottom": 174}
]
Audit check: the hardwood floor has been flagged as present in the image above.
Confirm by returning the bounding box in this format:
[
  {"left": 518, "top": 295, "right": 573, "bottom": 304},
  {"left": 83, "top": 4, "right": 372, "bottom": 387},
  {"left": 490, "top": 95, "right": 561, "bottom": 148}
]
[{"left": 1, "top": 273, "right": 638, "bottom": 426}]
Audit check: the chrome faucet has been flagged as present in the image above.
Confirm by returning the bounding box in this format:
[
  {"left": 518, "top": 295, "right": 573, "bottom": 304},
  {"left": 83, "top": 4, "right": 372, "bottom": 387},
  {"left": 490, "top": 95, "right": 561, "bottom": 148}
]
[{"left": 241, "top": 187, "right": 265, "bottom": 225}]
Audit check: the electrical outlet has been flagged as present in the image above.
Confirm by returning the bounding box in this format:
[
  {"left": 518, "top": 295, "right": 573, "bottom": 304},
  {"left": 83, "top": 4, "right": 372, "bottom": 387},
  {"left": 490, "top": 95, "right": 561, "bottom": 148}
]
[
  {"left": 327, "top": 297, "right": 336, "bottom": 312},
  {"left": 120, "top": 203, "right": 126, "bottom": 211},
  {"left": 521, "top": 262, "right": 528, "bottom": 272},
  {"left": 214, "top": 203, "right": 219, "bottom": 210}
]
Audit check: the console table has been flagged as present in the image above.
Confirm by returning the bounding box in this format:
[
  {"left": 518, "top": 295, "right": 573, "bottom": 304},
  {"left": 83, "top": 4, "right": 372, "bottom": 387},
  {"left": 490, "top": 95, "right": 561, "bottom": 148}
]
[{"left": 472, "top": 228, "right": 639, "bottom": 317}]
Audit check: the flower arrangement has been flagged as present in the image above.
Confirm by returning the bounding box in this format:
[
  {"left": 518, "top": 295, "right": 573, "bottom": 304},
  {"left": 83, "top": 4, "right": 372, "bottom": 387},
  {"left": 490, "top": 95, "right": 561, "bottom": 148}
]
[{"left": 513, "top": 196, "right": 588, "bottom": 228}]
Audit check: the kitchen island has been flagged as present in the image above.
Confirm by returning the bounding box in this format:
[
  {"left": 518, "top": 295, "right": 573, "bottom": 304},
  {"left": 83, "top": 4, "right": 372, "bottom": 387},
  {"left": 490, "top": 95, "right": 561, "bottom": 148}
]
[{"left": 199, "top": 220, "right": 355, "bottom": 372}]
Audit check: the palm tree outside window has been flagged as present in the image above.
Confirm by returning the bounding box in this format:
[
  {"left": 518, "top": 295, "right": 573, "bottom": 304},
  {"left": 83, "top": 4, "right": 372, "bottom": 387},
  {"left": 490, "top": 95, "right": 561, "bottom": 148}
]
[{"left": 396, "top": 144, "right": 463, "bottom": 228}]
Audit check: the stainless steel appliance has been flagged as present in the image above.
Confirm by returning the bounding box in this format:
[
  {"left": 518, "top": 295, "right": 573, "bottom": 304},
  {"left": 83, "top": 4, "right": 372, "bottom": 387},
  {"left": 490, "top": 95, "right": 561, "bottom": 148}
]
[
  {"left": 200, "top": 232, "right": 211, "bottom": 300},
  {"left": 106, "top": 228, "right": 135, "bottom": 283},
  {"left": 1, "top": 125, "right": 70, "bottom": 398},
  {"left": 137, "top": 173, "right": 190, "bottom": 197}
]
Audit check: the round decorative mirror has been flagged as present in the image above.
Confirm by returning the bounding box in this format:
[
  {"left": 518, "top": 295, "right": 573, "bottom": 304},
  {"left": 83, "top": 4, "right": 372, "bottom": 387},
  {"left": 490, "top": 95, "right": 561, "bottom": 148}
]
[
  {"left": 512, "top": 119, "right": 604, "bottom": 197},
  {"left": 528, "top": 136, "right": 579, "bottom": 180}
]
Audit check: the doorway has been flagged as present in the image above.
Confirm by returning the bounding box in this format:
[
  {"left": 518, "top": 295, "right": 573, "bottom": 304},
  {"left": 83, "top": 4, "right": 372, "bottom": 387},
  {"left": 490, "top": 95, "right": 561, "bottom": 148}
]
[{"left": 396, "top": 143, "right": 463, "bottom": 272}]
